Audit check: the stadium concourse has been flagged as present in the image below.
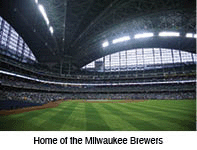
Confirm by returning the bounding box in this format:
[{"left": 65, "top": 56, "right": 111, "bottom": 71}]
[{"left": 0, "top": 0, "right": 196, "bottom": 131}]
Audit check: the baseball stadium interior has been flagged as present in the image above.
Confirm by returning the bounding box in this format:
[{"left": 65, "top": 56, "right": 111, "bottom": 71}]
[{"left": 0, "top": 0, "right": 196, "bottom": 131}]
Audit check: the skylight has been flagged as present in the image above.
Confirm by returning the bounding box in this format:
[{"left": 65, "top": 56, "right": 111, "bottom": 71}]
[
  {"left": 0, "top": 16, "right": 37, "bottom": 63},
  {"left": 102, "top": 41, "right": 109, "bottom": 47},
  {"left": 112, "top": 36, "right": 131, "bottom": 44},
  {"left": 82, "top": 48, "right": 196, "bottom": 72},
  {"left": 134, "top": 33, "right": 154, "bottom": 39},
  {"left": 38, "top": 4, "right": 50, "bottom": 25},
  {"left": 159, "top": 32, "right": 180, "bottom": 37},
  {"left": 185, "top": 33, "right": 193, "bottom": 38},
  {"left": 35, "top": 2, "right": 54, "bottom": 35},
  {"left": 49, "top": 26, "right": 54, "bottom": 34}
]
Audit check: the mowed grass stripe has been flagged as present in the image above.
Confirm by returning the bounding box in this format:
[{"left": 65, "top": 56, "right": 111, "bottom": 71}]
[
  {"left": 128, "top": 102, "right": 195, "bottom": 130},
  {"left": 0, "top": 106, "right": 65, "bottom": 131},
  {"left": 110, "top": 103, "right": 178, "bottom": 130},
  {"left": 85, "top": 103, "right": 111, "bottom": 131},
  {"left": 101, "top": 103, "right": 164, "bottom": 131},
  {"left": 144, "top": 100, "right": 195, "bottom": 111},
  {"left": 112, "top": 103, "right": 185, "bottom": 130},
  {"left": 92, "top": 103, "right": 138, "bottom": 130},
  {"left": 23, "top": 101, "right": 76, "bottom": 131},
  {"left": 136, "top": 101, "right": 195, "bottom": 121},
  {"left": 59, "top": 103, "right": 86, "bottom": 130},
  {"left": 142, "top": 100, "right": 195, "bottom": 110},
  {"left": 0, "top": 100, "right": 195, "bottom": 131},
  {"left": 38, "top": 102, "right": 79, "bottom": 131},
  {"left": 136, "top": 101, "right": 195, "bottom": 119},
  {"left": 118, "top": 102, "right": 195, "bottom": 130},
  {"left": 0, "top": 110, "right": 46, "bottom": 131},
  {"left": 0, "top": 101, "right": 76, "bottom": 131}
]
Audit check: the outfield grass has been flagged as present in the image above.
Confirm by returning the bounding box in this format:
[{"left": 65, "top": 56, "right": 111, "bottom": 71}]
[{"left": 0, "top": 100, "right": 196, "bottom": 131}]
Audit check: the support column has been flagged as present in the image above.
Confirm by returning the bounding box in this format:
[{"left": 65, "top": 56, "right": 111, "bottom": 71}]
[
  {"left": 191, "top": 52, "right": 194, "bottom": 64},
  {"left": 68, "top": 59, "right": 71, "bottom": 75},
  {"left": 171, "top": 49, "right": 174, "bottom": 64},
  {"left": 159, "top": 48, "right": 164, "bottom": 76},
  {"left": 178, "top": 50, "right": 184, "bottom": 73},
  {"left": 135, "top": 49, "right": 138, "bottom": 77},
  {"left": 126, "top": 50, "right": 128, "bottom": 75},
  {"left": 21, "top": 41, "right": 25, "bottom": 62},
  {"left": 119, "top": 51, "right": 121, "bottom": 73},
  {"left": 142, "top": 48, "right": 145, "bottom": 77},
  {"left": 179, "top": 50, "right": 182, "bottom": 63},
  {"left": 171, "top": 48, "right": 175, "bottom": 73},
  {"left": 62, "top": 0, "right": 67, "bottom": 54},
  {"left": 60, "top": 60, "right": 63, "bottom": 75},
  {"left": 0, "top": 19, "right": 4, "bottom": 44},
  {"left": 109, "top": 54, "right": 111, "bottom": 73},
  {"left": 152, "top": 48, "right": 156, "bottom": 75},
  {"left": 61, "top": 0, "right": 67, "bottom": 75},
  {"left": 103, "top": 56, "right": 105, "bottom": 73},
  {"left": 15, "top": 35, "right": 20, "bottom": 56},
  {"left": 6, "top": 25, "right": 11, "bottom": 51}
]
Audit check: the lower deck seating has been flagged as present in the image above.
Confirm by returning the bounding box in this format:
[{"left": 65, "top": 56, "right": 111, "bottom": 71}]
[{"left": 0, "top": 100, "right": 42, "bottom": 110}]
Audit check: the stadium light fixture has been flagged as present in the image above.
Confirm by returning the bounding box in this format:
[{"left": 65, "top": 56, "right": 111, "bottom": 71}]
[
  {"left": 49, "top": 26, "right": 54, "bottom": 34},
  {"left": 194, "top": 34, "right": 197, "bottom": 38},
  {"left": 134, "top": 33, "right": 154, "bottom": 39},
  {"left": 102, "top": 41, "right": 109, "bottom": 47},
  {"left": 186, "top": 33, "right": 193, "bottom": 38},
  {"left": 38, "top": 4, "right": 50, "bottom": 25},
  {"left": 159, "top": 32, "right": 180, "bottom": 37},
  {"left": 35, "top": 0, "right": 38, "bottom": 4},
  {"left": 112, "top": 36, "right": 131, "bottom": 44}
]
